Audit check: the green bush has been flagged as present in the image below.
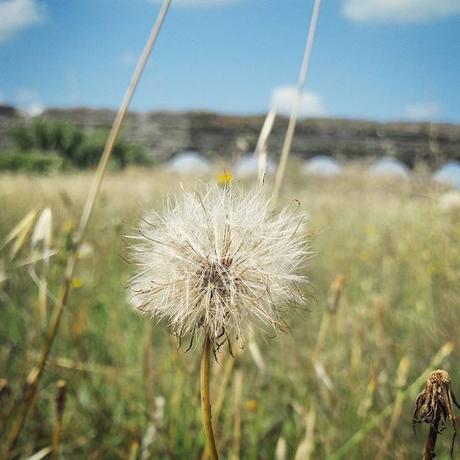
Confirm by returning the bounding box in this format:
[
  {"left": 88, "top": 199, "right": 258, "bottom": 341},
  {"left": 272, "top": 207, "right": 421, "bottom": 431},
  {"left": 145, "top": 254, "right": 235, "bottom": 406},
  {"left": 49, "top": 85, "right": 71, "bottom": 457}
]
[
  {"left": 73, "top": 130, "right": 129, "bottom": 169},
  {"left": 9, "top": 125, "right": 35, "bottom": 151},
  {"left": 75, "top": 130, "right": 109, "bottom": 168},
  {"left": 125, "top": 144, "right": 153, "bottom": 166},
  {"left": 5, "top": 119, "right": 148, "bottom": 171},
  {"left": 0, "top": 151, "right": 63, "bottom": 173}
]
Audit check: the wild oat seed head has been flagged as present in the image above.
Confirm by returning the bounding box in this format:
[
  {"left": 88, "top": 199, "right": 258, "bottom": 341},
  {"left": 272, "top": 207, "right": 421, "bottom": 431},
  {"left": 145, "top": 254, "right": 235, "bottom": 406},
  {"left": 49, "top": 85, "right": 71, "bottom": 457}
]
[{"left": 128, "top": 185, "right": 310, "bottom": 346}]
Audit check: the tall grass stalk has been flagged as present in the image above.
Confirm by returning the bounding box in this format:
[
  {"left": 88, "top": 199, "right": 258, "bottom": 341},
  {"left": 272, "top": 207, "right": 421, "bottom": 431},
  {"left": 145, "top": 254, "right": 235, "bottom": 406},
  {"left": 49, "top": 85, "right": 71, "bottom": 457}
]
[
  {"left": 272, "top": 0, "right": 322, "bottom": 205},
  {"left": 129, "top": 437, "right": 141, "bottom": 460},
  {"left": 51, "top": 380, "right": 67, "bottom": 460},
  {"left": 141, "top": 322, "right": 157, "bottom": 459},
  {"left": 2, "top": 2, "right": 171, "bottom": 455},
  {"left": 294, "top": 404, "right": 316, "bottom": 460},
  {"left": 230, "top": 370, "right": 243, "bottom": 460},
  {"left": 255, "top": 108, "right": 277, "bottom": 185},
  {"left": 144, "top": 322, "right": 155, "bottom": 423},
  {"left": 374, "top": 356, "right": 410, "bottom": 460},
  {"left": 275, "top": 437, "right": 287, "bottom": 460},
  {"left": 0, "top": 379, "right": 12, "bottom": 433}
]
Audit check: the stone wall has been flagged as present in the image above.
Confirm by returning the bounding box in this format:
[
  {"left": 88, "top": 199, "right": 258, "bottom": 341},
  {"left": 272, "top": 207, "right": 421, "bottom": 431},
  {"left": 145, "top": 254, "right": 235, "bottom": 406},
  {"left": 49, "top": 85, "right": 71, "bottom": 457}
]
[{"left": 1, "top": 105, "right": 459, "bottom": 168}]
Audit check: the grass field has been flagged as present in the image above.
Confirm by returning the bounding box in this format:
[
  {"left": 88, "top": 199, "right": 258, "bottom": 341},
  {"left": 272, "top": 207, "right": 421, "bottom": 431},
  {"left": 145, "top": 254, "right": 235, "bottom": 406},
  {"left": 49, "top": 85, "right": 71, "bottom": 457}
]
[{"left": 1, "top": 165, "right": 459, "bottom": 459}]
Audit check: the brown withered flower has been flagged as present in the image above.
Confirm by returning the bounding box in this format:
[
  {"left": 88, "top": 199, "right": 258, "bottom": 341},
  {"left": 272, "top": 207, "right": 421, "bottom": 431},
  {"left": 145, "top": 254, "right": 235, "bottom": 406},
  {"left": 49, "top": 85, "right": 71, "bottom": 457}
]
[{"left": 413, "top": 369, "right": 460, "bottom": 459}]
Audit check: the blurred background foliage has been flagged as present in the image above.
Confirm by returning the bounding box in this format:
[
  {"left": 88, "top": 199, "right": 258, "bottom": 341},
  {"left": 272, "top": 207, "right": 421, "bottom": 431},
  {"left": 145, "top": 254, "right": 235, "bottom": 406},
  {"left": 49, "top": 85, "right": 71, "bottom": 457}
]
[{"left": 0, "top": 119, "right": 149, "bottom": 173}]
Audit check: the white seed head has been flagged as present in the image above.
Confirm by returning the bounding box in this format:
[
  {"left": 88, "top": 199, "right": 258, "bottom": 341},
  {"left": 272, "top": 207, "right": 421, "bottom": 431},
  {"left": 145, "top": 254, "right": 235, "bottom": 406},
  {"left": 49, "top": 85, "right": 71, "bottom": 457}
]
[{"left": 127, "top": 185, "right": 310, "bottom": 346}]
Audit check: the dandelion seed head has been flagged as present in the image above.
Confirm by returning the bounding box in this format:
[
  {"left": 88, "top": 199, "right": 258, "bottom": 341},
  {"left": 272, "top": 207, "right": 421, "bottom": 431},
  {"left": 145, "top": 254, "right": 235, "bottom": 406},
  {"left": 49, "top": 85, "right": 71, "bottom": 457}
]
[{"left": 128, "top": 185, "right": 310, "bottom": 347}]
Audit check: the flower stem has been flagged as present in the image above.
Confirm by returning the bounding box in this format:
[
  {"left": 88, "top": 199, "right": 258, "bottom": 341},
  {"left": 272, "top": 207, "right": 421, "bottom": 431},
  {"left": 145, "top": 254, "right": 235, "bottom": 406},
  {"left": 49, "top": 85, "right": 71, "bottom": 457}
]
[
  {"left": 200, "top": 336, "right": 219, "bottom": 460},
  {"left": 423, "top": 418, "right": 439, "bottom": 460}
]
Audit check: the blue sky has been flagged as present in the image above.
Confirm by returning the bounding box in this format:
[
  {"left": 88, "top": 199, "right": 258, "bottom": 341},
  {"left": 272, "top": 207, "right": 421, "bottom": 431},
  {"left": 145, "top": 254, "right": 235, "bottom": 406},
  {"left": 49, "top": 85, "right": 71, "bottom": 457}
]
[{"left": 0, "top": 0, "right": 459, "bottom": 122}]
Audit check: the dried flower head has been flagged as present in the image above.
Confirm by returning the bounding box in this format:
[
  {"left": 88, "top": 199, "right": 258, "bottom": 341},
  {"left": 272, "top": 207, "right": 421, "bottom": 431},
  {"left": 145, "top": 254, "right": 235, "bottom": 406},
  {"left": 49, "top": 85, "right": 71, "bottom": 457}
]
[
  {"left": 127, "top": 185, "right": 310, "bottom": 348},
  {"left": 413, "top": 369, "right": 460, "bottom": 458}
]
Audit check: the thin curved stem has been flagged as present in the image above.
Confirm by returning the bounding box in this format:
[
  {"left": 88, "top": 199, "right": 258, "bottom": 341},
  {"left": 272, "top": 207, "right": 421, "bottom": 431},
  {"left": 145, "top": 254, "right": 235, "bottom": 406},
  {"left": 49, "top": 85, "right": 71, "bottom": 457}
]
[
  {"left": 271, "top": 0, "right": 322, "bottom": 206},
  {"left": 2, "top": 2, "right": 171, "bottom": 457},
  {"left": 200, "top": 336, "right": 219, "bottom": 460}
]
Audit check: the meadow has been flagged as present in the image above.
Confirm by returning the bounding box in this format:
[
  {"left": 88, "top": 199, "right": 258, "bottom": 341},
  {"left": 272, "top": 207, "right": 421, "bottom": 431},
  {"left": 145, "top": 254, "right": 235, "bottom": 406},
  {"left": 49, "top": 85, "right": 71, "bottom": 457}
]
[{"left": 1, "top": 165, "right": 459, "bottom": 459}]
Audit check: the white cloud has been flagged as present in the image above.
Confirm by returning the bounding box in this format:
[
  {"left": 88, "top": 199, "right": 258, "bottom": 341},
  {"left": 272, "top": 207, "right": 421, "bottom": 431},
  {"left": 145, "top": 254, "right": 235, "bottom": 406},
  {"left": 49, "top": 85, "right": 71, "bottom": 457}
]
[
  {"left": 404, "top": 102, "right": 441, "bottom": 120},
  {"left": 0, "top": 0, "right": 44, "bottom": 43},
  {"left": 271, "top": 86, "right": 327, "bottom": 118},
  {"left": 343, "top": 0, "right": 460, "bottom": 23},
  {"left": 148, "top": 0, "right": 239, "bottom": 7}
]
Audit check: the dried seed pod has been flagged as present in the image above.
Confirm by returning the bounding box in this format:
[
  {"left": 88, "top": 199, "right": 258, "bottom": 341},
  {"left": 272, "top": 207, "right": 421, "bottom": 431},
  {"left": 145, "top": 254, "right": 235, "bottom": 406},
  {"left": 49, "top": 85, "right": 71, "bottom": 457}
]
[{"left": 413, "top": 369, "right": 460, "bottom": 459}]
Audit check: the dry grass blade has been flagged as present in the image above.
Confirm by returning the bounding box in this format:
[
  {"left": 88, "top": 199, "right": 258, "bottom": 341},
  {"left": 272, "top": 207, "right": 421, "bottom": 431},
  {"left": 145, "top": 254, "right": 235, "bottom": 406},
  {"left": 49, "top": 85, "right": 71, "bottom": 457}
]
[
  {"left": 2, "top": 210, "right": 37, "bottom": 259},
  {"left": 141, "top": 397, "right": 165, "bottom": 460},
  {"left": 2, "top": 2, "right": 171, "bottom": 456},
  {"left": 30, "top": 208, "right": 52, "bottom": 258},
  {"left": 30, "top": 208, "right": 53, "bottom": 323},
  {"left": 141, "top": 322, "right": 157, "bottom": 460},
  {"left": 326, "top": 274, "right": 345, "bottom": 315},
  {"left": 271, "top": 0, "right": 322, "bottom": 205},
  {"left": 313, "top": 274, "right": 346, "bottom": 360},
  {"left": 275, "top": 437, "right": 287, "bottom": 460},
  {"left": 144, "top": 322, "right": 155, "bottom": 422},
  {"left": 25, "top": 447, "right": 53, "bottom": 460},
  {"left": 294, "top": 404, "right": 317, "bottom": 460},
  {"left": 213, "top": 352, "right": 238, "bottom": 421},
  {"left": 248, "top": 336, "right": 266, "bottom": 376},
  {"left": 255, "top": 108, "right": 277, "bottom": 184},
  {"left": 0, "top": 258, "right": 6, "bottom": 287},
  {"left": 310, "top": 274, "right": 345, "bottom": 396}
]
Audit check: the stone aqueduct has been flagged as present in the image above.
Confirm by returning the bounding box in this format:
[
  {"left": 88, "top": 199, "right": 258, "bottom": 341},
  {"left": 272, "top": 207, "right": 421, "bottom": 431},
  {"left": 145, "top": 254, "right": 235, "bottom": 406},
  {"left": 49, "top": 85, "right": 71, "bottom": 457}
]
[{"left": 1, "top": 106, "right": 459, "bottom": 168}]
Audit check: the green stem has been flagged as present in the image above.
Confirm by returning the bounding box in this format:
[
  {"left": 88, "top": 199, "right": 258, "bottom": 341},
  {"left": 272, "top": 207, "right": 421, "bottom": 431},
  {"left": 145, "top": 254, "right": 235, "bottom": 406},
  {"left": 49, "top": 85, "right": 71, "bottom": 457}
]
[{"left": 200, "top": 336, "right": 219, "bottom": 460}]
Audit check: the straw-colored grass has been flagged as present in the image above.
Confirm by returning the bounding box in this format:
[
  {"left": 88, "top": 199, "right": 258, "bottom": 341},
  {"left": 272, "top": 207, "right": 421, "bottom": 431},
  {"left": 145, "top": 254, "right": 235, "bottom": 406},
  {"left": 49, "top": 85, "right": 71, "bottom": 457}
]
[{"left": 1, "top": 166, "right": 459, "bottom": 458}]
